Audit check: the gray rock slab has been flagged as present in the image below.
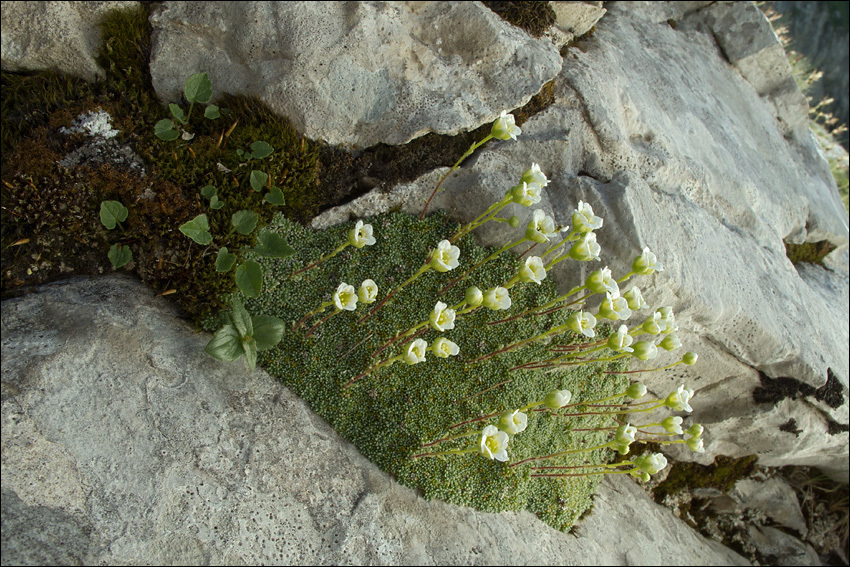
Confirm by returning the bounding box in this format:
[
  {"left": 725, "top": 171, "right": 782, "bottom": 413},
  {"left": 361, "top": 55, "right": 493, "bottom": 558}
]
[
  {"left": 148, "top": 1, "right": 562, "bottom": 149},
  {"left": 0, "top": 1, "right": 139, "bottom": 81},
  {"left": 311, "top": 2, "right": 849, "bottom": 480},
  {"left": 1, "top": 275, "right": 749, "bottom": 565}
]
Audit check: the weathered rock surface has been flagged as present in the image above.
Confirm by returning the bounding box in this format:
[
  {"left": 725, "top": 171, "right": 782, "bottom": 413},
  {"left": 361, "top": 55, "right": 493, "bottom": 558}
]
[
  {"left": 0, "top": 275, "right": 749, "bottom": 565},
  {"left": 148, "top": 1, "right": 562, "bottom": 148},
  {"left": 312, "top": 1, "right": 850, "bottom": 479},
  {"left": 0, "top": 1, "right": 138, "bottom": 81}
]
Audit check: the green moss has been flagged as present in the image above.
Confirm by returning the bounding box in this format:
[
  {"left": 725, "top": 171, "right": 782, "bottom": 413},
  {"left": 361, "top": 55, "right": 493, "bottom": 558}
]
[
  {"left": 784, "top": 239, "right": 837, "bottom": 266},
  {"left": 652, "top": 454, "right": 759, "bottom": 503},
  {"left": 483, "top": 1, "right": 557, "bottom": 38},
  {"left": 209, "top": 209, "right": 633, "bottom": 532}
]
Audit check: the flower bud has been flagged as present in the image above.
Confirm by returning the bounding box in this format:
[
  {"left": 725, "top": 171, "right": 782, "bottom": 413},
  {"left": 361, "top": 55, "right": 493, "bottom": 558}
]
[
  {"left": 465, "top": 286, "right": 483, "bottom": 307},
  {"left": 607, "top": 325, "right": 634, "bottom": 353},
  {"left": 682, "top": 352, "right": 698, "bottom": 366},
  {"left": 631, "top": 340, "right": 658, "bottom": 361},
  {"left": 661, "top": 416, "right": 684, "bottom": 434},
  {"left": 686, "top": 436, "right": 705, "bottom": 453},
  {"left": 685, "top": 423, "right": 704, "bottom": 438},
  {"left": 623, "top": 287, "right": 648, "bottom": 311},
  {"left": 544, "top": 389, "right": 572, "bottom": 409},
  {"left": 626, "top": 383, "right": 647, "bottom": 400},
  {"left": 659, "top": 333, "right": 682, "bottom": 351},
  {"left": 585, "top": 267, "right": 618, "bottom": 295},
  {"left": 508, "top": 215, "right": 520, "bottom": 228},
  {"left": 632, "top": 246, "right": 663, "bottom": 275}
]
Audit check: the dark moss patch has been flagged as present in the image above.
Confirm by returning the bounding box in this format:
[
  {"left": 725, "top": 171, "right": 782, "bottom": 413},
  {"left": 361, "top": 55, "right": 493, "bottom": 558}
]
[
  {"left": 483, "top": 1, "right": 557, "bottom": 38},
  {"left": 784, "top": 238, "right": 837, "bottom": 266},
  {"left": 753, "top": 370, "right": 846, "bottom": 409},
  {"left": 779, "top": 418, "right": 803, "bottom": 436},
  {"left": 652, "top": 454, "right": 759, "bottom": 504}
]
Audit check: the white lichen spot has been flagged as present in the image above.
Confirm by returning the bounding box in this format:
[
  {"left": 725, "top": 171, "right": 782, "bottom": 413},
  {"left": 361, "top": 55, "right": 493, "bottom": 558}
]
[{"left": 60, "top": 109, "right": 120, "bottom": 139}]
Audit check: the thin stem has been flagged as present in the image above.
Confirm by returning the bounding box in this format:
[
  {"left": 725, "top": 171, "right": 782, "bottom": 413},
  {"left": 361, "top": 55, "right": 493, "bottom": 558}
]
[
  {"left": 531, "top": 469, "right": 633, "bottom": 478},
  {"left": 439, "top": 237, "right": 529, "bottom": 295},
  {"left": 420, "top": 134, "right": 494, "bottom": 219},
  {"left": 292, "top": 241, "right": 349, "bottom": 277},
  {"left": 410, "top": 447, "right": 479, "bottom": 459},
  {"left": 509, "top": 441, "right": 613, "bottom": 467},
  {"left": 305, "top": 308, "right": 340, "bottom": 338},
  {"left": 419, "top": 429, "right": 480, "bottom": 449},
  {"left": 449, "top": 410, "right": 503, "bottom": 430},
  {"left": 358, "top": 264, "right": 430, "bottom": 323}
]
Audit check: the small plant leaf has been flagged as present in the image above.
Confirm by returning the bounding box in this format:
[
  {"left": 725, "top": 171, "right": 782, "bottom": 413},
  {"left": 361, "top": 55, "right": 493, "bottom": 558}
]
[
  {"left": 100, "top": 201, "right": 129, "bottom": 230},
  {"left": 169, "top": 103, "right": 186, "bottom": 123},
  {"left": 254, "top": 231, "right": 295, "bottom": 259},
  {"left": 154, "top": 119, "right": 179, "bottom": 141},
  {"left": 265, "top": 186, "right": 285, "bottom": 205},
  {"left": 232, "top": 210, "right": 259, "bottom": 235},
  {"left": 204, "top": 104, "right": 220, "bottom": 120},
  {"left": 179, "top": 214, "right": 213, "bottom": 245},
  {"left": 204, "top": 323, "right": 244, "bottom": 362},
  {"left": 249, "top": 141, "right": 274, "bottom": 159},
  {"left": 201, "top": 184, "right": 217, "bottom": 199},
  {"left": 107, "top": 243, "right": 132, "bottom": 269},
  {"left": 235, "top": 260, "right": 263, "bottom": 298},
  {"left": 236, "top": 148, "right": 244, "bottom": 157},
  {"left": 249, "top": 170, "right": 268, "bottom": 192},
  {"left": 241, "top": 336, "right": 259, "bottom": 370},
  {"left": 252, "top": 314, "right": 285, "bottom": 351},
  {"left": 229, "top": 299, "right": 254, "bottom": 338},
  {"left": 210, "top": 196, "right": 224, "bottom": 210},
  {"left": 184, "top": 72, "right": 212, "bottom": 104},
  {"left": 215, "top": 247, "right": 237, "bottom": 272}
]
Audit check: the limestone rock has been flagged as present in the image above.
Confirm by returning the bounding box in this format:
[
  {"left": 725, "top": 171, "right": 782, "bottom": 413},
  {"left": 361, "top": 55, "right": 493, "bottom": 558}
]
[
  {"left": 0, "top": 275, "right": 748, "bottom": 565},
  {"left": 0, "top": 1, "right": 139, "bottom": 81},
  {"left": 147, "top": 1, "right": 562, "bottom": 149},
  {"left": 312, "top": 2, "right": 849, "bottom": 479}
]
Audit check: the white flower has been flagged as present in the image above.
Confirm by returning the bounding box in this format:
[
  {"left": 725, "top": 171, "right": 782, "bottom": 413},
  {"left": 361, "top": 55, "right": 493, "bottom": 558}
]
[
  {"left": 479, "top": 425, "right": 510, "bottom": 461},
  {"left": 404, "top": 339, "right": 428, "bottom": 365},
  {"left": 665, "top": 385, "right": 695, "bottom": 412},
  {"left": 430, "top": 240, "right": 461, "bottom": 272},
  {"left": 518, "top": 256, "right": 547, "bottom": 285},
  {"left": 491, "top": 110, "right": 521, "bottom": 141},
  {"left": 568, "top": 231, "right": 601, "bottom": 261},
  {"left": 498, "top": 410, "right": 528, "bottom": 435},
  {"left": 641, "top": 312, "right": 663, "bottom": 335},
  {"left": 357, "top": 279, "right": 378, "bottom": 304},
  {"left": 686, "top": 436, "right": 705, "bottom": 453},
  {"left": 607, "top": 325, "right": 634, "bottom": 353},
  {"left": 483, "top": 287, "right": 511, "bottom": 310},
  {"left": 431, "top": 337, "right": 460, "bottom": 358},
  {"left": 623, "top": 287, "right": 649, "bottom": 311},
  {"left": 614, "top": 423, "right": 637, "bottom": 446},
  {"left": 631, "top": 340, "right": 658, "bottom": 361},
  {"left": 659, "top": 333, "right": 682, "bottom": 351},
  {"left": 632, "top": 246, "right": 663, "bottom": 275},
  {"left": 544, "top": 389, "right": 572, "bottom": 409},
  {"left": 661, "top": 416, "right": 684, "bottom": 435},
  {"left": 510, "top": 181, "right": 543, "bottom": 207},
  {"left": 333, "top": 282, "right": 358, "bottom": 311},
  {"left": 634, "top": 452, "right": 668, "bottom": 475},
  {"left": 429, "top": 301, "right": 456, "bottom": 332},
  {"left": 525, "top": 209, "right": 559, "bottom": 243},
  {"left": 597, "top": 291, "right": 632, "bottom": 321},
  {"left": 572, "top": 201, "right": 603, "bottom": 233},
  {"left": 348, "top": 220, "right": 376, "bottom": 248},
  {"left": 567, "top": 310, "right": 597, "bottom": 338},
  {"left": 585, "top": 266, "right": 619, "bottom": 295},
  {"left": 520, "top": 163, "right": 549, "bottom": 187},
  {"left": 656, "top": 306, "right": 678, "bottom": 334}
]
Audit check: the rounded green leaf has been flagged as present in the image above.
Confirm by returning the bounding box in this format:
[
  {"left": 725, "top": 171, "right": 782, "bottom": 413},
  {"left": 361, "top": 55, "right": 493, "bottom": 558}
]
[
  {"left": 210, "top": 196, "right": 224, "bottom": 210},
  {"left": 235, "top": 260, "right": 263, "bottom": 298},
  {"left": 249, "top": 141, "right": 274, "bottom": 160},
  {"left": 215, "top": 247, "right": 237, "bottom": 272},
  {"left": 100, "top": 201, "right": 129, "bottom": 230},
  {"left": 252, "top": 314, "right": 285, "bottom": 351},
  {"left": 229, "top": 299, "right": 253, "bottom": 339},
  {"left": 205, "top": 323, "right": 243, "bottom": 361},
  {"left": 232, "top": 210, "right": 258, "bottom": 235},
  {"left": 264, "top": 186, "right": 285, "bottom": 205},
  {"left": 184, "top": 72, "right": 212, "bottom": 104},
  {"left": 179, "top": 214, "right": 212, "bottom": 245},
  {"left": 204, "top": 104, "right": 220, "bottom": 120},
  {"left": 254, "top": 231, "right": 295, "bottom": 259},
  {"left": 249, "top": 170, "right": 268, "bottom": 192},
  {"left": 169, "top": 103, "right": 186, "bottom": 123},
  {"left": 241, "top": 336, "right": 259, "bottom": 370},
  {"left": 107, "top": 243, "right": 132, "bottom": 269},
  {"left": 154, "top": 119, "right": 179, "bottom": 141},
  {"left": 201, "top": 184, "right": 217, "bottom": 199}
]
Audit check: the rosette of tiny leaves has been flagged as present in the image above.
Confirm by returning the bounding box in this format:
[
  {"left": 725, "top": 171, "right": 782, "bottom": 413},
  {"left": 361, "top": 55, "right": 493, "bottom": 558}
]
[
  {"left": 430, "top": 337, "right": 460, "bottom": 358},
  {"left": 518, "top": 256, "right": 547, "bottom": 285},
  {"left": 429, "top": 301, "right": 457, "bottom": 332},
  {"left": 632, "top": 246, "right": 664, "bottom": 275},
  {"left": 430, "top": 240, "right": 461, "bottom": 272},
  {"left": 526, "top": 209, "right": 558, "bottom": 243},
  {"left": 404, "top": 338, "right": 428, "bottom": 365},
  {"left": 631, "top": 340, "right": 658, "bottom": 361},
  {"left": 358, "top": 279, "right": 379, "bottom": 304},
  {"left": 333, "top": 282, "right": 359, "bottom": 311},
  {"left": 607, "top": 325, "right": 635, "bottom": 353},
  {"left": 568, "top": 231, "right": 601, "bottom": 261},
  {"left": 665, "top": 385, "right": 695, "bottom": 412},
  {"left": 349, "top": 220, "right": 377, "bottom": 248},
  {"left": 623, "top": 287, "right": 649, "bottom": 311},
  {"left": 491, "top": 110, "right": 521, "bottom": 141},
  {"left": 585, "top": 266, "right": 619, "bottom": 295},
  {"left": 597, "top": 291, "right": 633, "bottom": 321},
  {"left": 498, "top": 410, "right": 529, "bottom": 435},
  {"left": 544, "top": 389, "right": 572, "bottom": 409},
  {"left": 567, "top": 310, "right": 597, "bottom": 338},
  {"left": 479, "top": 425, "right": 510, "bottom": 461},
  {"left": 483, "top": 287, "right": 511, "bottom": 310},
  {"left": 572, "top": 201, "right": 603, "bottom": 234}
]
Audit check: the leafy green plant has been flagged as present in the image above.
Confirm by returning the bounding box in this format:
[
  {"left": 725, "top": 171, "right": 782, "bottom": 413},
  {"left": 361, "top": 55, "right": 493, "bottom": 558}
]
[
  {"left": 99, "top": 200, "right": 132, "bottom": 269},
  {"left": 154, "top": 72, "right": 220, "bottom": 141},
  {"left": 205, "top": 299, "right": 285, "bottom": 370}
]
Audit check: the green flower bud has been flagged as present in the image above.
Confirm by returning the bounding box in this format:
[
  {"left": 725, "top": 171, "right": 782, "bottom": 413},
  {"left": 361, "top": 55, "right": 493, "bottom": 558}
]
[
  {"left": 631, "top": 340, "right": 658, "bottom": 361},
  {"left": 626, "top": 383, "right": 647, "bottom": 399},
  {"left": 544, "top": 389, "right": 572, "bottom": 409},
  {"left": 659, "top": 333, "right": 682, "bottom": 351},
  {"left": 682, "top": 352, "right": 698, "bottom": 365},
  {"left": 508, "top": 215, "right": 520, "bottom": 228}
]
